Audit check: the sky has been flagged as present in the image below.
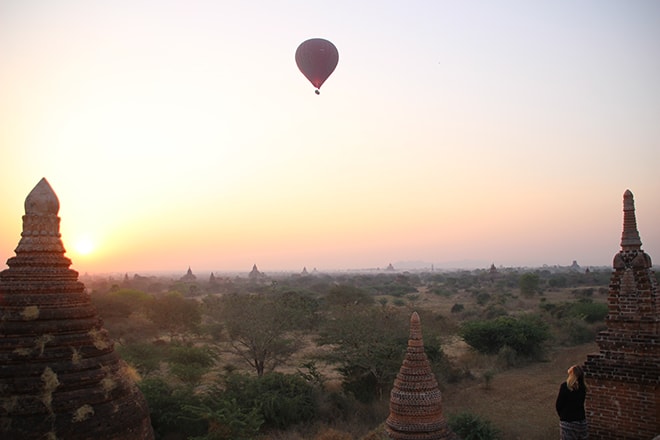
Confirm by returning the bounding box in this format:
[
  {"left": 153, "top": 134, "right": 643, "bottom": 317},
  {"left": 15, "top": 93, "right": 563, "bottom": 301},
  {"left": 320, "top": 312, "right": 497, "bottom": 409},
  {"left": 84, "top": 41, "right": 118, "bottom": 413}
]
[{"left": 1, "top": 0, "right": 659, "bottom": 275}]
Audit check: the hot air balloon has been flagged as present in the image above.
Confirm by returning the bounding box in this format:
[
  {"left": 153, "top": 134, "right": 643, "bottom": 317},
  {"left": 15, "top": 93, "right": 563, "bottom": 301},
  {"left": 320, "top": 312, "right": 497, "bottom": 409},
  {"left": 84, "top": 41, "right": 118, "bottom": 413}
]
[{"left": 295, "top": 38, "right": 339, "bottom": 95}]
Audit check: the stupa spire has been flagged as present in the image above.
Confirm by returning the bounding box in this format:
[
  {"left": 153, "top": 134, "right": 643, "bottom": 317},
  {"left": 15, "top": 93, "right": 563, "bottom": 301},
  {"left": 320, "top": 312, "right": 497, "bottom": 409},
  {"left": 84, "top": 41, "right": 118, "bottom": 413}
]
[
  {"left": 14, "top": 177, "right": 67, "bottom": 257},
  {"left": 25, "top": 177, "right": 60, "bottom": 215},
  {"left": 385, "top": 312, "right": 458, "bottom": 440},
  {"left": 583, "top": 189, "right": 659, "bottom": 438},
  {"left": 0, "top": 179, "right": 154, "bottom": 439},
  {"left": 620, "top": 189, "right": 642, "bottom": 250}
]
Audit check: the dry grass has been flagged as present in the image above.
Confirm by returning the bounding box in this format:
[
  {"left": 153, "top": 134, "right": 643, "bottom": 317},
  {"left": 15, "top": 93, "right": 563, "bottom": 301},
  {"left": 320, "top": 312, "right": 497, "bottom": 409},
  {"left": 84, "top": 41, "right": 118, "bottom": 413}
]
[{"left": 442, "top": 342, "right": 598, "bottom": 440}]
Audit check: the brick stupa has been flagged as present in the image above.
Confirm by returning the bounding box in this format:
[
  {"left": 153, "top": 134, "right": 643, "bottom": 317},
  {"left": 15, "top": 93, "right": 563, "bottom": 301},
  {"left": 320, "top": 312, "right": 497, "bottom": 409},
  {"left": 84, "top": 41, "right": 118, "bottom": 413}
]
[
  {"left": 583, "top": 190, "right": 659, "bottom": 439},
  {"left": 386, "top": 312, "right": 458, "bottom": 440},
  {"left": 0, "top": 178, "right": 154, "bottom": 439}
]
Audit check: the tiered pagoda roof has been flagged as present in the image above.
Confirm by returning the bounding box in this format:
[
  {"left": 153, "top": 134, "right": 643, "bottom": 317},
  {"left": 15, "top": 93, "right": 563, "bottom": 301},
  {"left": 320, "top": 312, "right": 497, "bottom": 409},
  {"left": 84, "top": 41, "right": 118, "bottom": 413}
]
[{"left": 0, "top": 178, "right": 153, "bottom": 439}]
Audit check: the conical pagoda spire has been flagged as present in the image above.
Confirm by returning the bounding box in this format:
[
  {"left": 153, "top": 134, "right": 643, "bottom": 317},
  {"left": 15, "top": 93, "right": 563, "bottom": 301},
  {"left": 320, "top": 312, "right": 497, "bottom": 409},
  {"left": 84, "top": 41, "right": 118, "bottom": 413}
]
[
  {"left": 0, "top": 179, "right": 154, "bottom": 439},
  {"left": 584, "top": 189, "right": 660, "bottom": 438},
  {"left": 620, "top": 189, "right": 642, "bottom": 251},
  {"left": 385, "top": 312, "right": 458, "bottom": 440}
]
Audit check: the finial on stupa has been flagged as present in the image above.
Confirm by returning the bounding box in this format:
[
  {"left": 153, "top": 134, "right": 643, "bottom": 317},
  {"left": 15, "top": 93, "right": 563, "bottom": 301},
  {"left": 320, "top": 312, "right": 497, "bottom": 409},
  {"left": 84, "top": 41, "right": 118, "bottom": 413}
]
[
  {"left": 620, "top": 189, "right": 642, "bottom": 250},
  {"left": 409, "top": 311, "right": 423, "bottom": 341},
  {"left": 25, "top": 177, "right": 60, "bottom": 215},
  {"left": 14, "top": 178, "right": 66, "bottom": 256}
]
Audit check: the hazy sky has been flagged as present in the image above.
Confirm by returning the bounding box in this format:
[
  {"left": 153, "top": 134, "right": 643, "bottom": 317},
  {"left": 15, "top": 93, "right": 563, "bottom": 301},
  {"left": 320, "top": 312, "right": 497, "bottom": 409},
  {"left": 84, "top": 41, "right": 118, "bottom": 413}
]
[{"left": 1, "top": 0, "right": 659, "bottom": 274}]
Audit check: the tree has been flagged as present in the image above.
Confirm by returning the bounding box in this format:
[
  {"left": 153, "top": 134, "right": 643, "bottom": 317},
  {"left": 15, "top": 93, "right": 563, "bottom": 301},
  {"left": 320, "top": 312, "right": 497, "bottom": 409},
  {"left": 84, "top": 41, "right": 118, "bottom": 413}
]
[
  {"left": 205, "top": 293, "right": 313, "bottom": 376},
  {"left": 324, "top": 284, "right": 374, "bottom": 308},
  {"left": 146, "top": 292, "right": 201, "bottom": 341},
  {"left": 91, "top": 288, "right": 151, "bottom": 319},
  {"left": 519, "top": 273, "right": 541, "bottom": 297},
  {"left": 317, "top": 308, "right": 409, "bottom": 402}
]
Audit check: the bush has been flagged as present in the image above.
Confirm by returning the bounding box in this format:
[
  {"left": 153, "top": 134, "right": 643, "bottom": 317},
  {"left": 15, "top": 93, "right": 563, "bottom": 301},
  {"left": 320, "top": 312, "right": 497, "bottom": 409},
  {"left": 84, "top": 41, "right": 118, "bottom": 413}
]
[
  {"left": 223, "top": 372, "right": 317, "bottom": 430},
  {"left": 167, "top": 345, "right": 216, "bottom": 384},
  {"left": 564, "top": 318, "right": 596, "bottom": 345},
  {"left": 460, "top": 315, "right": 549, "bottom": 359},
  {"left": 451, "top": 303, "right": 465, "bottom": 313},
  {"left": 448, "top": 412, "right": 501, "bottom": 440},
  {"left": 139, "top": 378, "right": 207, "bottom": 439},
  {"left": 570, "top": 300, "right": 608, "bottom": 323},
  {"left": 117, "top": 342, "right": 166, "bottom": 376},
  {"left": 519, "top": 273, "right": 540, "bottom": 297},
  {"left": 187, "top": 394, "right": 263, "bottom": 440},
  {"left": 167, "top": 345, "right": 215, "bottom": 367},
  {"left": 475, "top": 292, "right": 491, "bottom": 305}
]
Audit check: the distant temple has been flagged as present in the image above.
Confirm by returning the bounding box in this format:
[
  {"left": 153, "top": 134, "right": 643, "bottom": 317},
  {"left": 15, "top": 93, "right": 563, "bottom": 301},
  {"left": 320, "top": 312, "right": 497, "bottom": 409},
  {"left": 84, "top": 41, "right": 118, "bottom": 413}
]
[
  {"left": 0, "top": 178, "right": 154, "bottom": 439},
  {"left": 248, "top": 263, "right": 264, "bottom": 280},
  {"left": 385, "top": 312, "right": 458, "bottom": 440},
  {"left": 180, "top": 266, "right": 196, "bottom": 281},
  {"left": 570, "top": 260, "right": 581, "bottom": 272},
  {"left": 583, "top": 190, "right": 659, "bottom": 439}
]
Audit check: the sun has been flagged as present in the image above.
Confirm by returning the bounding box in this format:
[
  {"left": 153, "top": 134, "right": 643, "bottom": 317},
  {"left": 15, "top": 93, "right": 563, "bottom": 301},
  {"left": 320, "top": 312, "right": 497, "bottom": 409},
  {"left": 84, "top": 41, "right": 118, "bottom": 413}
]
[{"left": 74, "top": 237, "right": 95, "bottom": 256}]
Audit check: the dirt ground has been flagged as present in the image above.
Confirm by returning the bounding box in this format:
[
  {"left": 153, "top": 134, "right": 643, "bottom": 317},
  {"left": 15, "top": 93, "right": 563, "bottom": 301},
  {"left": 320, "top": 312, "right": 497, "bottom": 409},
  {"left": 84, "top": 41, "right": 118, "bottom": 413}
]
[{"left": 441, "top": 342, "right": 599, "bottom": 440}]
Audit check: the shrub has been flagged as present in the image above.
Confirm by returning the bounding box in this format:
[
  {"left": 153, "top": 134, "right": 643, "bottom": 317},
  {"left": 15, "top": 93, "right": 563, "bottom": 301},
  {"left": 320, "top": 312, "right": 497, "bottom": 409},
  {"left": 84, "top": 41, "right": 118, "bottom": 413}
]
[
  {"left": 570, "top": 300, "right": 608, "bottom": 323},
  {"left": 451, "top": 303, "right": 465, "bottom": 313},
  {"left": 223, "top": 372, "right": 317, "bottom": 430},
  {"left": 564, "top": 319, "right": 596, "bottom": 345},
  {"left": 116, "top": 342, "right": 166, "bottom": 376},
  {"left": 167, "top": 345, "right": 215, "bottom": 367},
  {"left": 460, "top": 315, "right": 549, "bottom": 359},
  {"left": 139, "top": 378, "right": 207, "bottom": 439},
  {"left": 475, "top": 292, "right": 491, "bottom": 306},
  {"left": 167, "top": 345, "right": 216, "bottom": 384},
  {"left": 187, "top": 395, "right": 263, "bottom": 440},
  {"left": 448, "top": 412, "right": 501, "bottom": 440},
  {"left": 482, "top": 369, "right": 495, "bottom": 389},
  {"left": 481, "top": 305, "right": 507, "bottom": 320},
  {"left": 519, "top": 273, "right": 541, "bottom": 297}
]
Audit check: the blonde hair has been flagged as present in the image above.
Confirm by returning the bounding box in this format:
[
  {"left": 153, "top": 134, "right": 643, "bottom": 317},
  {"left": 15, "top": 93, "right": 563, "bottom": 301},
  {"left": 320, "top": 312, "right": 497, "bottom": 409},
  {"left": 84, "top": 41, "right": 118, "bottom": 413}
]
[{"left": 566, "top": 365, "right": 586, "bottom": 391}]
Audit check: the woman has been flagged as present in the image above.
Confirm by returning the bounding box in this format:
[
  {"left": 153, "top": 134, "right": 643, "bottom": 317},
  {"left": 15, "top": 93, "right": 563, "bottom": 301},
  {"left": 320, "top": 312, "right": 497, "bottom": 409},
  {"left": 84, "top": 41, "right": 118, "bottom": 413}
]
[{"left": 555, "top": 365, "right": 588, "bottom": 440}]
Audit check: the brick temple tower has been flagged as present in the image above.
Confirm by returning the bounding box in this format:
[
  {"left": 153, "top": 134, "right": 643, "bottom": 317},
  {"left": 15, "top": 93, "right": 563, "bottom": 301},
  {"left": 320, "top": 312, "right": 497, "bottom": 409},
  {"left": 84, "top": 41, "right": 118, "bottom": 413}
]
[
  {"left": 583, "top": 190, "right": 659, "bottom": 439},
  {"left": 385, "top": 312, "right": 458, "bottom": 440},
  {"left": 0, "top": 178, "right": 154, "bottom": 439}
]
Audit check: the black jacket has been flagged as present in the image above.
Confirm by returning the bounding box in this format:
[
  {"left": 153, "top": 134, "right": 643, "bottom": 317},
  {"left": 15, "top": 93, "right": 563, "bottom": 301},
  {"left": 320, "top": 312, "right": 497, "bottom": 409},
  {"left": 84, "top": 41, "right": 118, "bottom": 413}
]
[{"left": 555, "top": 382, "right": 586, "bottom": 422}]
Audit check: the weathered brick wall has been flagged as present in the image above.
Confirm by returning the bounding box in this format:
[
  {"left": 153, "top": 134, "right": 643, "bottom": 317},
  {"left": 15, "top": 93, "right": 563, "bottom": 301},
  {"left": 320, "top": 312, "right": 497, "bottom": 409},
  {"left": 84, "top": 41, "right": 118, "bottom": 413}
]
[{"left": 586, "top": 378, "right": 659, "bottom": 440}]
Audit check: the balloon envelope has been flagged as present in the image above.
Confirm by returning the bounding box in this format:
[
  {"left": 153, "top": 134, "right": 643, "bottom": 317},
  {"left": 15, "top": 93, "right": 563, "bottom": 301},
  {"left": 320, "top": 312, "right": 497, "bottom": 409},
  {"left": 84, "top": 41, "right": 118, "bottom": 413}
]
[{"left": 295, "top": 38, "right": 339, "bottom": 91}]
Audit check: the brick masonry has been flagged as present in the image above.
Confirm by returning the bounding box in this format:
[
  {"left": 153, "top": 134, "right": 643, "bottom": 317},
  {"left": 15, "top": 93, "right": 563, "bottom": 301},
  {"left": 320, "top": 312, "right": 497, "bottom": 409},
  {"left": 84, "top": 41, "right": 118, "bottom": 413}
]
[
  {"left": 583, "top": 190, "right": 660, "bottom": 440},
  {"left": 0, "top": 179, "right": 154, "bottom": 440},
  {"left": 385, "top": 312, "right": 459, "bottom": 440}
]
